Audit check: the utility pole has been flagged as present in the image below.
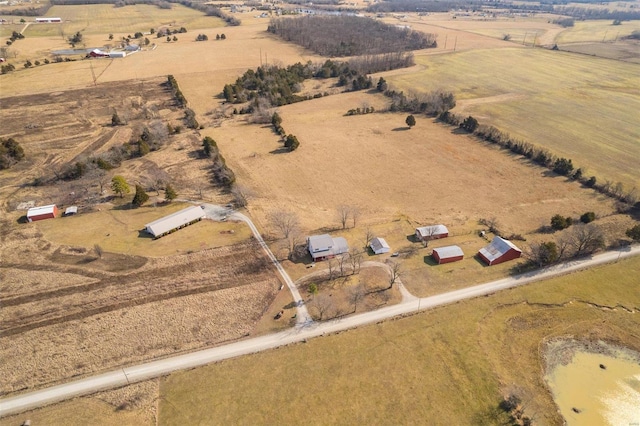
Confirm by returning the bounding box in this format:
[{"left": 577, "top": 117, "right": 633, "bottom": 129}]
[{"left": 453, "top": 36, "right": 457, "bottom": 51}]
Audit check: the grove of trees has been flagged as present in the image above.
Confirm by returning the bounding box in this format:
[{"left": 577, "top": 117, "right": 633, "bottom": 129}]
[
  {"left": 0, "top": 137, "right": 25, "bottom": 169},
  {"left": 267, "top": 15, "right": 436, "bottom": 57}
]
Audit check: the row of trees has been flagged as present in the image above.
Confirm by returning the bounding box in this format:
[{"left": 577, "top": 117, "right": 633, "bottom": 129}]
[
  {"left": 526, "top": 223, "right": 606, "bottom": 266},
  {"left": 202, "top": 136, "right": 236, "bottom": 188},
  {"left": 267, "top": 15, "right": 436, "bottom": 57},
  {"left": 439, "top": 112, "right": 639, "bottom": 207},
  {"left": 384, "top": 86, "right": 456, "bottom": 116},
  {"left": 110, "top": 175, "right": 177, "bottom": 205},
  {"left": 550, "top": 211, "right": 595, "bottom": 231}
]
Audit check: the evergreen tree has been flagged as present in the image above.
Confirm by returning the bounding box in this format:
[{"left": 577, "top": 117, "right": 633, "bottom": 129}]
[
  {"left": 132, "top": 184, "right": 149, "bottom": 207},
  {"left": 164, "top": 183, "right": 177, "bottom": 202},
  {"left": 405, "top": 115, "right": 416, "bottom": 128}
]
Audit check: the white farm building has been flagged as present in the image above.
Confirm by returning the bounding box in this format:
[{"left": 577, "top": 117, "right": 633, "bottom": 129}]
[
  {"left": 370, "top": 237, "right": 390, "bottom": 254},
  {"left": 144, "top": 206, "right": 206, "bottom": 238}
]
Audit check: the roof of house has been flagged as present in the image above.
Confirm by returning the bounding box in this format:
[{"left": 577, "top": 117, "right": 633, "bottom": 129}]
[
  {"left": 308, "top": 235, "right": 348, "bottom": 258},
  {"left": 27, "top": 205, "right": 57, "bottom": 217},
  {"left": 416, "top": 224, "right": 448, "bottom": 237},
  {"left": 478, "top": 236, "right": 521, "bottom": 262},
  {"left": 370, "top": 237, "right": 390, "bottom": 251},
  {"left": 433, "top": 245, "right": 464, "bottom": 258},
  {"left": 145, "top": 206, "right": 205, "bottom": 236},
  {"left": 308, "top": 234, "right": 334, "bottom": 253}
]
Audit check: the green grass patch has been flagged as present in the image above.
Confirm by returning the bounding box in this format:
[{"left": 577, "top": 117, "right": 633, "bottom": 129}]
[
  {"left": 386, "top": 47, "right": 640, "bottom": 188},
  {"left": 35, "top": 202, "right": 251, "bottom": 257},
  {"left": 158, "top": 256, "right": 640, "bottom": 424}
]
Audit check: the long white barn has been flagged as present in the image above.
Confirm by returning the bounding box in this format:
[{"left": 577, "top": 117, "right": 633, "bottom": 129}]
[{"left": 144, "top": 206, "right": 206, "bottom": 238}]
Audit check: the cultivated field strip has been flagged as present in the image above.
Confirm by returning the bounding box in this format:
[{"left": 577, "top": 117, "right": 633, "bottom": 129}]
[{"left": 0, "top": 242, "right": 274, "bottom": 337}]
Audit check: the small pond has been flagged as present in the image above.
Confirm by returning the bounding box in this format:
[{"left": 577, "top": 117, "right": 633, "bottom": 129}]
[{"left": 545, "top": 341, "right": 640, "bottom": 425}]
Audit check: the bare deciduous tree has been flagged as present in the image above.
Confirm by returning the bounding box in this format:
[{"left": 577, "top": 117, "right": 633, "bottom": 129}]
[
  {"left": 349, "top": 248, "right": 363, "bottom": 275},
  {"left": 327, "top": 257, "right": 337, "bottom": 281},
  {"left": 568, "top": 224, "right": 605, "bottom": 257},
  {"left": 337, "top": 254, "right": 348, "bottom": 277},
  {"left": 269, "top": 209, "right": 300, "bottom": 240},
  {"left": 387, "top": 260, "right": 402, "bottom": 289},
  {"left": 347, "top": 284, "right": 366, "bottom": 313},
  {"left": 363, "top": 227, "right": 374, "bottom": 250},
  {"left": 94, "top": 244, "right": 103, "bottom": 259},
  {"left": 147, "top": 167, "right": 170, "bottom": 195},
  {"left": 337, "top": 204, "right": 351, "bottom": 230},
  {"left": 351, "top": 207, "right": 361, "bottom": 228},
  {"left": 231, "top": 184, "right": 254, "bottom": 208},
  {"left": 309, "top": 294, "right": 334, "bottom": 321}
]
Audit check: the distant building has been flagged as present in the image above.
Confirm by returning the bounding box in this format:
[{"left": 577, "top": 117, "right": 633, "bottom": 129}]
[
  {"left": 35, "top": 17, "right": 61, "bottom": 23},
  {"left": 370, "top": 237, "right": 390, "bottom": 255},
  {"left": 27, "top": 205, "right": 58, "bottom": 222},
  {"left": 144, "top": 206, "right": 206, "bottom": 238},
  {"left": 415, "top": 225, "right": 449, "bottom": 242},
  {"left": 108, "top": 51, "right": 126, "bottom": 58},
  {"left": 308, "top": 234, "right": 348, "bottom": 261},
  {"left": 432, "top": 245, "right": 464, "bottom": 264},
  {"left": 478, "top": 236, "right": 522, "bottom": 266},
  {"left": 89, "top": 49, "right": 108, "bottom": 58}
]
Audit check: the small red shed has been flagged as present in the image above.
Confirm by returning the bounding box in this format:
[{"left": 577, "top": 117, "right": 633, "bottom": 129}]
[
  {"left": 432, "top": 245, "right": 464, "bottom": 264},
  {"left": 27, "top": 204, "right": 58, "bottom": 222}
]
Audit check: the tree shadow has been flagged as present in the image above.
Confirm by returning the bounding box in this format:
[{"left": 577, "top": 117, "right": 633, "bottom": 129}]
[
  {"left": 392, "top": 127, "right": 410, "bottom": 131},
  {"left": 187, "top": 149, "right": 205, "bottom": 160},
  {"left": 16, "top": 215, "right": 28, "bottom": 224},
  {"left": 112, "top": 203, "right": 135, "bottom": 211},
  {"left": 269, "top": 147, "right": 289, "bottom": 155},
  {"left": 450, "top": 127, "right": 468, "bottom": 135}
]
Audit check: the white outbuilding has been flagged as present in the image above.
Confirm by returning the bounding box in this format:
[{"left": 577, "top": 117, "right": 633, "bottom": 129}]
[
  {"left": 370, "top": 237, "right": 390, "bottom": 254},
  {"left": 144, "top": 206, "right": 206, "bottom": 238}
]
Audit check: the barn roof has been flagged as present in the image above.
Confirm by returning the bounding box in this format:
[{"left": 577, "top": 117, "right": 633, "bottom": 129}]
[
  {"left": 145, "top": 206, "right": 205, "bottom": 237},
  {"left": 433, "top": 245, "right": 463, "bottom": 259},
  {"left": 308, "top": 234, "right": 349, "bottom": 259},
  {"left": 370, "top": 237, "right": 390, "bottom": 252},
  {"left": 416, "top": 224, "right": 448, "bottom": 237},
  {"left": 478, "top": 236, "right": 521, "bottom": 262},
  {"left": 27, "top": 205, "right": 56, "bottom": 217}
]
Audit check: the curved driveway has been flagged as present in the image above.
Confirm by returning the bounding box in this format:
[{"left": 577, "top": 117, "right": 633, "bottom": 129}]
[{"left": 0, "top": 240, "right": 637, "bottom": 417}]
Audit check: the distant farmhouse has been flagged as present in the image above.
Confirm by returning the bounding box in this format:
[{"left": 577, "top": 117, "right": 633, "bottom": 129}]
[
  {"left": 308, "top": 234, "right": 348, "bottom": 261},
  {"left": 415, "top": 225, "right": 449, "bottom": 242},
  {"left": 35, "top": 17, "right": 62, "bottom": 23},
  {"left": 478, "top": 236, "right": 522, "bottom": 266},
  {"left": 27, "top": 205, "right": 58, "bottom": 222},
  {"left": 370, "top": 237, "right": 390, "bottom": 254},
  {"left": 432, "top": 245, "right": 464, "bottom": 264},
  {"left": 144, "top": 206, "right": 206, "bottom": 239}
]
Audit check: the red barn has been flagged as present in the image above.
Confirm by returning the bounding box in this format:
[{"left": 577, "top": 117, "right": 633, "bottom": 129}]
[
  {"left": 27, "top": 204, "right": 58, "bottom": 222},
  {"left": 415, "top": 225, "right": 449, "bottom": 242},
  {"left": 432, "top": 245, "right": 464, "bottom": 264},
  {"left": 478, "top": 236, "right": 522, "bottom": 266}
]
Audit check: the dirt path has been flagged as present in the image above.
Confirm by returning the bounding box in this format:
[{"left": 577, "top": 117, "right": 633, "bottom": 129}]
[{"left": 3, "top": 244, "right": 637, "bottom": 417}]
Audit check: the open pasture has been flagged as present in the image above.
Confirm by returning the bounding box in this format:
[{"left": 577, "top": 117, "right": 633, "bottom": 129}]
[
  {"left": 556, "top": 19, "right": 640, "bottom": 44},
  {"left": 384, "top": 47, "right": 640, "bottom": 189},
  {"left": 210, "top": 90, "right": 616, "bottom": 236},
  {"left": 152, "top": 255, "right": 640, "bottom": 425},
  {"left": 24, "top": 4, "right": 225, "bottom": 37}
]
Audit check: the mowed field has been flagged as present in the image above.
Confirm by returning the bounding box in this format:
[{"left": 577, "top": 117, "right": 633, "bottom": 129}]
[
  {"left": 210, "top": 90, "right": 617, "bottom": 234},
  {"left": 384, "top": 48, "right": 640, "bottom": 189},
  {"left": 7, "top": 253, "right": 637, "bottom": 425}
]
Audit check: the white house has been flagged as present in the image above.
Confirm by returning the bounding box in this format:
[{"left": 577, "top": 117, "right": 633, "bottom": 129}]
[
  {"left": 308, "top": 234, "right": 349, "bottom": 261},
  {"left": 145, "top": 206, "right": 206, "bottom": 238},
  {"left": 370, "top": 237, "right": 390, "bottom": 254}
]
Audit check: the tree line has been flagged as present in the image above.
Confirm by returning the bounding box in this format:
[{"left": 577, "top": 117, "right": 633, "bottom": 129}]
[
  {"left": 167, "top": 75, "right": 199, "bottom": 129},
  {"left": 438, "top": 111, "right": 639, "bottom": 208},
  {"left": 267, "top": 15, "right": 436, "bottom": 57},
  {"left": 202, "top": 136, "right": 236, "bottom": 188}
]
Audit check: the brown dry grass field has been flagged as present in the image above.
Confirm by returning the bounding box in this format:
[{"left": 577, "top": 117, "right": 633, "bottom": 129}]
[
  {"left": 6, "top": 253, "right": 636, "bottom": 426},
  {"left": 1, "top": 5, "right": 638, "bottom": 423}
]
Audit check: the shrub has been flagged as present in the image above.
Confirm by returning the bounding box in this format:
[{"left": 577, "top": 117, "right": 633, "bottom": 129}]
[
  {"left": 551, "top": 214, "right": 572, "bottom": 231},
  {"left": 580, "top": 212, "right": 596, "bottom": 224}
]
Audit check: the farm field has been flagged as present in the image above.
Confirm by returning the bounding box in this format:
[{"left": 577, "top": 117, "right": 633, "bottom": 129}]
[
  {"left": 556, "top": 19, "right": 640, "bottom": 44},
  {"left": 4, "top": 254, "right": 638, "bottom": 426},
  {"left": 384, "top": 48, "right": 640, "bottom": 189}
]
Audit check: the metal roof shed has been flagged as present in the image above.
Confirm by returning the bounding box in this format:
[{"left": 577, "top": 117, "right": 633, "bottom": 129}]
[
  {"left": 432, "top": 245, "right": 464, "bottom": 264},
  {"left": 370, "top": 237, "right": 391, "bottom": 254},
  {"left": 478, "top": 236, "right": 522, "bottom": 266},
  {"left": 145, "top": 206, "right": 206, "bottom": 238}
]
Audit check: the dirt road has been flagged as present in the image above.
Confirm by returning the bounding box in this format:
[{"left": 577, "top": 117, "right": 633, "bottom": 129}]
[{"left": 1, "top": 244, "right": 637, "bottom": 417}]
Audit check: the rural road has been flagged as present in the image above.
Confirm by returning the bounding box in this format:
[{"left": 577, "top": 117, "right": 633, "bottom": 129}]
[
  {"left": 1, "top": 244, "right": 638, "bottom": 418},
  {"left": 198, "top": 203, "right": 312, "bottom": 324}
]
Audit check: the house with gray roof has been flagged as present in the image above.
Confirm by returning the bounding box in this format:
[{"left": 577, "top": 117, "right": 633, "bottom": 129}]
[
  {"left": 144, "top": 205, "right": 206, "bottom": 238},
  {"left": 308, "top": 234, "right": 349, "bottom": 261}
]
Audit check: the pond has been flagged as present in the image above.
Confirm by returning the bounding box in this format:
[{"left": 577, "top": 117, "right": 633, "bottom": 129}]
[{"left": 545, "top": 341, "right": 640, "bottom": 425}]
